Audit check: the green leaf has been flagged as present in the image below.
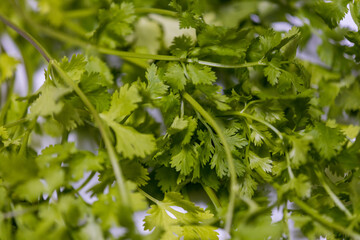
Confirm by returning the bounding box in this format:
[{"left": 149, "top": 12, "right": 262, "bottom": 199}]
[
  {"left": 0, "top": 152, "right": 38, "bottom": 186},
  {"left": 170, "top": 35, "right": 193, "bottom": 58},
  {"left": 164, "top": 62, "right": 187, "bottom": 91},
  {"left": 264, "top": 60, "right": 281, "bottom": 86},
  {"left": 29, "top": 80, "right": 72, "bottom": 117},
  {"left": 155, "top": 167, "right": 179, "bottom": 192},
  {"left": 0, "top": 54, "right": 19, "bottom": 83},
  {"left": 168, "top": 116, "right": 197, "bottom": 145},
  {"left": 249, "top": 123, "right": 272, "bottom": 147},
  {"left": 59, "top": 54, "right": 87, "bottom": 82},
  {"left": 279, "top": 174, "right": 312, "bottom": 199},
  {"left": 309, "top": 122, "right": 345, "bottom": 159},
  {"left": 102, "top": 83, "right": 142, "bottom": 122},
  {"left": 102, "top": 115, "right": 156, "bottom": 159},
  {"left": 85, "top": 56, "right": 114, "bottom": 87},
  {"left": 77, "top": 72, "right": 111, "bottom": 112},
  {"left": 248, "top": 151, "right": 272, "bottom": 173},
  {"left": 146, "top": 64, "right": 169, "bottom": 99},
  {"left": 315, "top": 0, "right": 351, "bottom": 29},
  {"left": 171, "top": 145, "right": 197, "bottom": 176},
  {"left": 143, "top": 192, "right": 218, "bottom": 240},
  {"left": 13, "top": 178, "right": 46, "bottom": 201},
  {"left": 69, "top": 152, "right": 103, "bottom": 181},
  {"left": 122, "top": 160, "right": 150, "bottom": 186},
  {"left": 198, "top": 85, "right": 231, "bottom": 111},
  {"left": 93, "top": 2, "right": 136, "bottom": 48},
  {"left": 239, "top": 174, "right": 258, "bottom": 198},
  {"left": 289, "top": 134, "right": 311, "bottom": 168},
  {"left": 186, "top": 63, "right": 216, "bottom": 85}
]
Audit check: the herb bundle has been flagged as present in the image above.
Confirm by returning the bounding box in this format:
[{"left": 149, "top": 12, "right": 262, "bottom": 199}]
[{"left": 1, "top": 0, "right": 360, "bottom": 239}]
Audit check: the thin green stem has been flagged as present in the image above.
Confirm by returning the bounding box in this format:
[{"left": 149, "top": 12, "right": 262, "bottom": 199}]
[
  {"left": 315, "top": 170, "right": 353, "bottom": 219},
  {"left": 183, "top": 92, "right": 237, "bottom": 233},
  {"left": 283, "top": 202, "right": 293, "bottom": 240},
  {"left": 73, "top": 171, "right": 96, "bottom": 194},
  {"left": 18, "top": 118, "right": 36, "bottom": 156},
  {"left": 240, "top": 100, "right": 263, "bottom": 113},
  {"left": 51, "top": 61, "right": 131, "bottom": 208},
  {"left": 64, "top": 7, "right": 177, "bottom": 19},
  {"left": 0, "top": 15, "right": 51, "bottom": 62},
  {"left": 292, "top": 197, "right": 360, "bottom": 240},
  {"left": 3, "top": 118, "right": 28, "bottom": 128},
  {"left": 202, "top": 184, "right": 222, "bottom": 210},
  {"left": 0, "top": 76, "right": 16, "bottom": 125},
  {"left": 137, "top": 188, "right": 160, "bottom": 204},
  {"left": 135, "top": 8, "right": 178, "bottom": 17},
  {"left": 188, "top": 59, "right": 267, "bottom": 68},
  {"left": 33, "top": 23, "right": 178, "bottom": 62},
  {"left": 29, "top": 20, "right": 271, "bottom": 69}
]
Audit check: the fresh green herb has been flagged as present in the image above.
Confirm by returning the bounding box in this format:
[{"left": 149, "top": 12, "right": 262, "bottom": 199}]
[{"left": 1, "top": 0, "right": 360, "bottom": 239}]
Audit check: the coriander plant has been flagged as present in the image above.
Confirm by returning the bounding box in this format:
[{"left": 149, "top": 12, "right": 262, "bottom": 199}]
[{"left": 1, "top": 0, "right": 360, "bottom": 239}]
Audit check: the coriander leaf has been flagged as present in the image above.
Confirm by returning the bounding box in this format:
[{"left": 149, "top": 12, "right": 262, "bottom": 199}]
[
  {"left": 121, "top": 160, "right": 150, "bottom": 186},
  {"left": 146, "top": 64, "right": 168, "bottom": 99},
  {"left": 93, "top": 2, "right": 136, "bottom": 48},
  {"left": 277, "top": 71, "right": 294, "bottom": 92},
  {"left": 234, "top": 214, "right": 284, "bottom": 240},
  {"left": 289, "top": 134, "right": 311, "bottom": 168},
  {"left": 29, "top": 82, "right": 72, "bottom": 117},
  {"left": 279, "top": 174, "right": 312, "bottom": 199},
  {"left": 197, "top": 129, "right": 214, "bottom": 165},
  {"left": 264, "top": 60, "right": 281, "bottom": 86},
  {"left": 198, "top": 85, "right": 231, "bottom": 111},
  {"left": 77, "top": 72, "right": 111, "bottom": 112},
  {"left": 102, "top": 83, "right": 142, "bottom": 123},
  {"left": 239, "top": 174, "right": 258, "bottom": 198},
  {"left": 247, "top": 30, "right": 282, "bottom": 61},
  {"left": 315, "top": 0, "right": 351, "bottom": 29},
  {"left": 0, "top": 152, "right": 38, "bottom": 186},
  {"left": 168, "top": 116, "right": 189, "bottom": 133},
  {"left": 248, "top": 151, "right": 272, "bottom": 173},
  {"left": 105, "top": 119, "right": 156, "bottom": 159},
  {"left": 85, "top": 56, "right": 114, "bottom": 87},
  {"left": 170, "top": 35, "right": 193, "bottom": 58},
  {"left": 143, "top": 192, "right": 218, "bottom": 240},
  {"left": 250, "top": 100, "right": 285, "bottom": 123},
  {"left": 319, "top": 81, "right": 340, "bottom": 107},
  {"left": 0, "top": 54, "right": 19, "bottom": 83},
  {"left": 186, "top": 63, "right": 216, "bottom": 85},
  {"left": 0, "top": 126, "right": 9, "bottom": 141},
  {"left": 54, "top": 102, "right": 84, "bottom": 130},
  {"left": 170, "top": 145, "right": 197, "bottom": 176},
  {"left": 309, "top": 122, "right": 345, "bottom": 159},
  {"left": 155, "top": 167, "right": 179, "bottom": 192},
  {"left": 249, "top": 123, "right": 272, "bottom": 147},
  {"left": 59, "top": 54, "right": 86, "bottom": 82},
  {"left": 13, "top": 178, "right": 46, "bottom": 202},
  {"left": 69, "top": 152, "right": 103, "bottom": 181},
  {"left": 168, "top": 116, "right": 197, "bottom": 145},
  {"left": 164, "top": 62, "right": 187, "bottom": 91},
  {"left": 159, "top": 92, "right": 181, "bottom": 126}
]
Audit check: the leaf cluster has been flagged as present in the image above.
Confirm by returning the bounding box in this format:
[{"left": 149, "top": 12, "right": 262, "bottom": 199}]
[{"left": 1, "top": 0, "right": 360, "bottom": 239}]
